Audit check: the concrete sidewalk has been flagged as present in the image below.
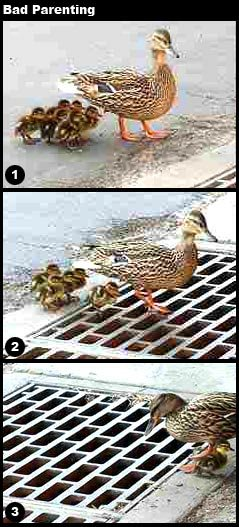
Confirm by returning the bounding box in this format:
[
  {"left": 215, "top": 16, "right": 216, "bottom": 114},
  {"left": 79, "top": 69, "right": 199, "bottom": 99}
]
[
  {"left": 128, "top": 140, "right": 236, "bottom": 189},
  {"left": 3, "top": 363, "right": 236, "bottom": 396}
]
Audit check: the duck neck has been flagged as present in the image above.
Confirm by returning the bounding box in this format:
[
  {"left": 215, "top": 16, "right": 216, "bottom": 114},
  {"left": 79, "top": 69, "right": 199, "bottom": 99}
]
[
  {"left": 181, "top": 231, "right": 197, "bottom": 245},
  {"left": 166, "top": 398, "right": 187, "bottom": 422},
  {"left": 152, "top": 50, "right": 167, "bottom": 72}
]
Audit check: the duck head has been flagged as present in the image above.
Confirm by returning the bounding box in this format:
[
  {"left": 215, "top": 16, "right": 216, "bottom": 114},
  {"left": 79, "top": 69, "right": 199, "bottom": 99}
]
[
  {"left": 149, "top": 29, "right": 179, "bottom": 58},
  {"left": 182, "top": 210, "right": 218, "bottom": 242},
  {"left": 145, "top": 393, "right": 185, "bottom": 435},
  {"left": 85, "top": 105, "right": 103, "bottom": 124},
  {"left": 31, "top": 107, "right": 45, "bottom": 119}
]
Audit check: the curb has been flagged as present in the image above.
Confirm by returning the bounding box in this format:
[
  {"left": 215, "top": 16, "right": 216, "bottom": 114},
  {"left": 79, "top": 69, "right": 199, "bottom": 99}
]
[
  {"left": 118, "top": 455, "right": 236, "bottom": 523},
  {"left": 127, "top": 140, "right": 235, "bottom": 188}
]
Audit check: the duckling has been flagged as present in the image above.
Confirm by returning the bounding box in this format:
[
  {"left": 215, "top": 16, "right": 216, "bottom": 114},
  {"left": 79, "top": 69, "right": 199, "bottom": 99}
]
[
  {"left": 32, "top": 263, "right": 62, "bottom": 297},
  {"left": 80, "top": 105, "right": 103, "bottom": 140},
  {"left": 88, "top": 281, "right": 119, "bottom": 315},
  {"left": 40, "top": 274, "right": 68, "bottom": 311},
  {"left": 41, "top": 99, "right": 72, "bottom": 143},
  {"left": 15, "top": 107, "right": 45, "bottom": 144},
  {"left": 54, "top": 104, "right": 102, "bottom": 146},
  {"left": 72, "top": 267, "right": 88, "bottom": 286},
  {"left": 54, "top": 101, "right": 84, "bottom": 146},
  {"left": 191, "top": 441, "right": 233, "bottom": 476},
  {"left": 62, "top": 268, "right": 88, "bottom": 294}
]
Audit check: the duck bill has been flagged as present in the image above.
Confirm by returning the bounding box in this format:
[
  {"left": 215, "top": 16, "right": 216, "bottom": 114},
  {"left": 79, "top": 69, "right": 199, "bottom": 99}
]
[
  {"left": 145, "top": 418, "right": 157, "bottom": 435},
  {"left": 203, "top": 228, "right": 218, "bottom": 242},
  {"left": 167, "top": 45, "right": 180, "bottom": 58}
]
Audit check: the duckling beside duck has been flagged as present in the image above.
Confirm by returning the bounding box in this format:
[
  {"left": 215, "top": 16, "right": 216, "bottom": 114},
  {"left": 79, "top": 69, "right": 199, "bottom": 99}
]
[
  {"left": 41, "top": 99, "right": 72, "bottom": 143},
  {"left": 54, "top": 104, "right": 102, "bottom": 147},
  {"left": 191, "top": 441, "right": 233, "bottom": 476},
  {"left": 59, "top": 29, "right": 179, "bottom": 141},
  {"left": 92, "top": 210, "right": 217, "bottom": 315},
  {"left": 32, "top": 263, "right": 62, "bottom": 298},
  {"left": 15, "top": 106, "right": 46, "bottom": 144},
  {"left": 145, "top": 392, "right": 236, "bottom": 474},
  {"left": 32, "top": 264, "right": 88, "bottom": 311},
  {"left": 88, "top": 281, "right": 120, "bottom": 315},
  {"left": 62, "top": 268, "right": 88, "bottom": 294}
]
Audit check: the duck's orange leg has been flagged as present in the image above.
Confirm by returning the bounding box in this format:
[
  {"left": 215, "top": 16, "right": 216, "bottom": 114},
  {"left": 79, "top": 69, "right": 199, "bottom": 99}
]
[
  {"left": 142, "top": 121, "right": 171, "bottom": 139},
  {"left": 118, "top": 117, "right": 141, "bottom": 142},
  {"left": 191, "top": 444, "right": 215, "bottom": 460},
  {"left": 135, "top": 289, "right": 171, "bottom": 315}
]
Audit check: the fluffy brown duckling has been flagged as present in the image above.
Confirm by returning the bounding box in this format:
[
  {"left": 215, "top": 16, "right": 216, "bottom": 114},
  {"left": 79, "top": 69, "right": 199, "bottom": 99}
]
[
  {"left": 15, "top": 106, "right": 46, "bottom": 144},
  {"left": 32, "top": 263, "right": 62, "bottom": 296},
  {"left": 88, "top": 281, "right": 120, "bottom": 315},
  {"left": 39, "top": 276, "right": 67, "bottom": 311},
  {"left": 191, "top": 441, "right": 233, "bottom": 476},
  {"left": 55, "top": 104, "right": 102, "bottom": 146},
  {"left": 41, "top": 99, "right": 72, "bottom": 143},
  {"left": 80, "top": 105, "right": 103, "bottom": 139},
  {"left": 62, "top": 268, "right": 88, "bottom": 293},
  {"left": 54, "top": 101, "right": 84, "bottom": 146}
]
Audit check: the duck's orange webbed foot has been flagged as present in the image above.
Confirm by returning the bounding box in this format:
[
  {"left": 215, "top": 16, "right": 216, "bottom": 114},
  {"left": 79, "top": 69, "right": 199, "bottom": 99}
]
[
  {"left": 180, "top": 462, "right": 198, "bottom": 474},
  {"left": 118, "top": 117, "right": 141, "bottom": 142},
  {"left": 135, "top": 289, "right": 171, "bottom": 315},
  {"left": 142, "top": 121, "right": 171, "bottom": 140}
]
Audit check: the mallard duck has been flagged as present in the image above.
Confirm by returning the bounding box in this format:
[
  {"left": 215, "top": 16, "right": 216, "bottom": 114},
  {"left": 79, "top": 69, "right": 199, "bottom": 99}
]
[
  {"left": 92, "top": 210, "right": 217, "bottom": 314},
  {"left": 191, "top": 441, "right": 233, "bottom": 476},
  {"left": 15, "top": 107, "right": 46, "bottom": 144},
  {"left": 59, "top": 29, "right": 179, "bottom": 141},
  {"left": 145, "top": 392, "right": 236, "bottom": 474},
  {"left": 54, "top": 104, "right": 102, "bottom": 146},
  {"left": 88, "top": 281, "right": 119, "bottom": 313}
]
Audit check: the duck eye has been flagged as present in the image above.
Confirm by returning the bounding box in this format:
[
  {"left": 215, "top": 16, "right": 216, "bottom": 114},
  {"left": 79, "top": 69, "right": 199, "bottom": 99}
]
[{"left": 113, "top": 252, "right": 128, "bottom": 263}]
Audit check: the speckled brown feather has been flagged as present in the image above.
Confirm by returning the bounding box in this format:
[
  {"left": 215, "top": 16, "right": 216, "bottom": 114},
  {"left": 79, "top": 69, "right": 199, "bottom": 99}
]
[
  {"left": 165, "top": 393, "right": 236, "bottom": 444},
  {"left": 67, "top": 64, "right": 176, "bottom": 121}
]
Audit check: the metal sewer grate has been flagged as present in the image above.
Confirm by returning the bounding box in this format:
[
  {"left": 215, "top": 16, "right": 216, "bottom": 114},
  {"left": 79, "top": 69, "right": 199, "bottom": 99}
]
[
  {"left": 3, "top": 384, "right": 193, "bottom": 523},
  {"left": 195, "top": 167, "right": 236, "bottom": 189},
  {"left": 14, "top": 250, "right": 236, "bottom": 360}
]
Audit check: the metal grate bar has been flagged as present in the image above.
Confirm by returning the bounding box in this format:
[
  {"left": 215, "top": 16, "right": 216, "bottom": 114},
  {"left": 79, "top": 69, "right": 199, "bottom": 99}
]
[
  {"left": 4, "top": 385, "right": 194, "bottom": 522},
  {"left": 195, "top": 167, "right": 236, "bottom": 188}
]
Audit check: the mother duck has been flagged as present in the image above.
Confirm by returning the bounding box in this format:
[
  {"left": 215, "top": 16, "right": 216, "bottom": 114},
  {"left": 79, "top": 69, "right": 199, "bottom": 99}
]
[{"left": 59, "top": 29, "right": 179, "bottom": 141}]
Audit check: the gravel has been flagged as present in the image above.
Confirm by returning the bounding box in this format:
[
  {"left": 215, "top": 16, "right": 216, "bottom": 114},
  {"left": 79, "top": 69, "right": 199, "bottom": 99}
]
[{"left": 183, "top": 471, "right": 236, "bottom": 523}]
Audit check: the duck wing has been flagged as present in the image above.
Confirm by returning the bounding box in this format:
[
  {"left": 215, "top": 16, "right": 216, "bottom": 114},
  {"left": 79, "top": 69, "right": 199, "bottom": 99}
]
[
  {"left": 188, "top": 392, "right": 236, "bottom": 414},
  {"left": 59, "top": 71, "right": 154, "bottom": 114},
  {"left": 82, "top": 241, "right": 166, "bottom": 262},
  {"left": 67, "top": 69, "right": 149, "bottom": 90}
]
